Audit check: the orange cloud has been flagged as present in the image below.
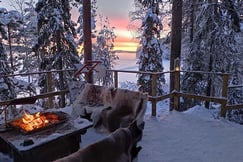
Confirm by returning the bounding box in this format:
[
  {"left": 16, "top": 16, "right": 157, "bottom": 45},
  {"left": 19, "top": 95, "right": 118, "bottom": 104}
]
[
  {"left": 109, "top": 18, "right": 139, "bottom": 52},
  {"left": 73, "top": 12, "right": 139, "bottom": 52},
  {"left": 114, "top": 41, "right": 138, "bottom": 52}
]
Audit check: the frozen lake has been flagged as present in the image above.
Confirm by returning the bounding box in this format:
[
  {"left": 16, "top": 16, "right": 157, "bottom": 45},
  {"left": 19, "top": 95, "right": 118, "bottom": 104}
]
[{"left": 114, "top": 52, "right": 170, "bottom": 84}]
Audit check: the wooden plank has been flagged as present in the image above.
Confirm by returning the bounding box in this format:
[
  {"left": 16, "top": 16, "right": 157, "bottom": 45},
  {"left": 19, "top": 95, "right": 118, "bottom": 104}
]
[
  {"left": 179, "top": 70, "right": 230, "bottom": 75},
  {"left": 114, "top": 71, "right": 118, "bottom": 88},
  {"left": 46, "top": 71, "right": 54, "bottom": 108},
  {"left": 174, "top": 92, "right": 226, "bottom": 103},
  {"left": 221, "top": 74, "right": 229, "bottom": 117},
  {"left": 151, "top": 74, "right": 157, "bottom": 116},
  {"left": 220, "top": 101, "right": 227, "bottom": 118},
  {"left": 174, "top": 70, "right": 180, "bottom": 111},
  {"left": 228, "top": 85, "right": 243, "bottom": 88},
  {"left": 226, "top": 104, "right": 243, "bottom": 110},
  {"left": 0, "top": 90, "right": 69, "bottom": 107},
  {"left": 222, "top": 74, "right": 229, "bottom": 98},
  {"left": 148, "top": 93, "right": 172, "bottom": 102},
  {"left": 107, "top": 69, "right": 171, "bottom": 75},
  {"left": 0, "top": 69, "right": 76, "bottom": 77}
]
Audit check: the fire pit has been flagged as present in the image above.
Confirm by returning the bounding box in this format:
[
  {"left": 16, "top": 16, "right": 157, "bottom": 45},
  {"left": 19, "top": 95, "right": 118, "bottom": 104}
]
[
  {"left": 0, "top": 111, "right": 93, "bottom": 162},
  {"left": 10, "top": 111, "right": 67, "bottom": 134}
]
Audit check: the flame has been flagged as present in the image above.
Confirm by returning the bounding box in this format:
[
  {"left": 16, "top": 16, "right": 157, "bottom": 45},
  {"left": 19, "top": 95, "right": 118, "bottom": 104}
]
[
  {"left": 21, "top": 111, "right": 49, "bottom": 131},
  {"left": 10, "top": 111, "right": 62, "bottom": 133}
]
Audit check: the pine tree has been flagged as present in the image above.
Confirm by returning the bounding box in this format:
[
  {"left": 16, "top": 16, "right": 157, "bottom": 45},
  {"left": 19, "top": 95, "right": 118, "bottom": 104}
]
[
  {"left": 137, "top": 0, "right": 165, "bottom": 95},
  {"left": 2, "top": 9, "right": 23, "bottom": 70},
  {"left": 18, "top": 0, "right": 39, "bottom": 74},
  {"left": 6, "top": 0, "right": 39, "bottom": 75},
  {"left": 93, "top": 16, "right": 118, "bottom": 86},
  {"left": 225, "top": 0, "right": 243, "bottom": 123},
  {"left": 180, "top": 1, "right": 206, "bottom": 109},
  {"left": 181, "top": 1, "right": 241, "bottom": 109},
  {"left": 0, "top": 8, "right": 16, "bottom": 101},
  {"left": 76, "top": 0, "right": 118, "bottom": 86},
  {"left": 34, "top": 0, "right": 80, "bottom": 107}
]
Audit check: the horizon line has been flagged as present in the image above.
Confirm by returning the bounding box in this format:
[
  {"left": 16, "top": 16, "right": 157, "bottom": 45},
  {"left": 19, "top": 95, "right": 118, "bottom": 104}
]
[{"left": 113, "top": 50, "right": 136, "bottom": 53}]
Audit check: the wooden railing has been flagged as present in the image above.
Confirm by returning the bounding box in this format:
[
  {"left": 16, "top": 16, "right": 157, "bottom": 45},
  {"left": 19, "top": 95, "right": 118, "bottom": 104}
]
[
  {"left": 226, "top": 84, "right": 243, "bottom": 112},
  {"left": 0, "top": 68, "right": 243, "bottom": 117},
  {"left": 0, "top": 90, "right": 68, "bottom": 107},
  {"left": 0, "top": 69, "right": 75, "bottom": 108},
  {"left": 109, "top": 69, "right": 231, "bottom": 117},
  {"left": 108, "top": 69, "right": 171, "bottom": 116}
]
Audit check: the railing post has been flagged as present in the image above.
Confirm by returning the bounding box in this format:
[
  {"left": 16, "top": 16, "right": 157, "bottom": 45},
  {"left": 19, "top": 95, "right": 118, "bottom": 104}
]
[
  {"left": 173, "top": 58, "right": 180, "bottom": 110},
  {"left": 114, "top": 71, "right": 118, "bottom": 88},
  {"left": 46, "top": 71, "right": 54, "bottom": 108},
  {"left": 222, "top": 74, "right": 229, "bottom": 98},
  {"left": 221, "top": 73, "right": 229, "bottom": 117},
  {"left": 152, "top": 73, "right": 157, "bottom": 116},
  {"left": 220, "top": 100, "right": 227, "bottom": 118}
]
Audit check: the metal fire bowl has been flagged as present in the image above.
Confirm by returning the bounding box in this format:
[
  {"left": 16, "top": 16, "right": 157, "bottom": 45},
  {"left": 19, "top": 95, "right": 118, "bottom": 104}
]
[{"left": 9, "top": 111, "right": 68, "bottom": 135}]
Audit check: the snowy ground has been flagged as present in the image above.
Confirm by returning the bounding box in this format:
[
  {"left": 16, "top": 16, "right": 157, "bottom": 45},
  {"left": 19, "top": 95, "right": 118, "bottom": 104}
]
[
  {"left": 78, "top": 105, "right": 243, "bottom": 162},
  {"left": 139, "top": 106, "right": 243, "bottom": 162},
  {"left": 1, "top": 100, "right": 243, "bottom": 162}
]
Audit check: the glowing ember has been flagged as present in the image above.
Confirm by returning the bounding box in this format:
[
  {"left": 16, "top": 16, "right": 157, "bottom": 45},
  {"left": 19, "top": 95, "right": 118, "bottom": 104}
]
[
  {"left": 10, "top": 111, "right": 66, "bottom": 134},
  {"left": 21, "top": 111, "right": 49, "bottom": 131}
]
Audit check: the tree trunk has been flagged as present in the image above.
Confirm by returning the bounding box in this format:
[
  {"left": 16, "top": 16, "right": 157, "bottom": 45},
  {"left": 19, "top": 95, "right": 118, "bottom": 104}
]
[
  {"left": 56, "top": 30, "right": 65, "bottom": 108},
  {"left": 83, "top": 0, "right": 93, "bottom": 83},
  {"left": 170, "top": 0, "right": 183, "bottom": 110},
  {"left": 205, "top": 54, "right": 213, "bottom": 108},
  {"left": 205, "top": 0, "right": 217, "bottom": 108},
  {"left": 7, "top": 25, "right": 13, "bottom": 70},
  {"left": 190, "top": 0, "right": 195, "bottom": 42}
]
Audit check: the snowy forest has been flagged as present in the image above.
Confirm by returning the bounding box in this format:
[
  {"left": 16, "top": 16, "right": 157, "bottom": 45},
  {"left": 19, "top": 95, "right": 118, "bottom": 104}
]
[{"left": 0, "top": 0, "right": 243, "bottom": 123}]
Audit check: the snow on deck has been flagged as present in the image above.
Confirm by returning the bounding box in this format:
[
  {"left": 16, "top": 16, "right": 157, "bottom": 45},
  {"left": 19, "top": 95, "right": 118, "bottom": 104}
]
[
  {"left": 81, "top": 106, "right": 243, "bottom": 162},
  {"left": 1, "top": 106, "right": 243, "bottom": 162},
  {"left": 138, "top": 107, "right": 243, "bottom": 162}
]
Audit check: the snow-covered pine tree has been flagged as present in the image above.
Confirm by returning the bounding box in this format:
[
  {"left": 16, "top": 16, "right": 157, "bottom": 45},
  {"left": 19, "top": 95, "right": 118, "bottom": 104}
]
[
  {"left": 128, "top": 0, "right": 146, "bottom": 38},
  {"left": 227, "top": 57, "right": 243, "bottom": 123},
  {"left": 225, "top": 0, "right": 243, "bottom": 123},
  {"left": 136, "top": 0, "right": 165, "bottom": 95},
  {"left": 2, "top": 9, "right": 22, "bottom": 70},
  {"left": 238, "top": 0, "right": 243, "bottom": 22},
  {"left": 76, "top": 0, "right": 118, "bottom": 86},
  {"left": 0, "top": 8, "right": 16, "bottom": 101},
  {"left": 181, "top": 1, "right": 241, "bottom": 109},
  {"left": 93, "top": 16, "right": 118, "bottom": 86},
  {"left": 180, "top": 0, "right": 204, "bottom": 109},
  {"left": 181, "top": 0, "right": 201, "bottom": 44},
  {"left": 34, "top": 0, "right": 80, "bottom": 107},
  {"left": 0, "top": 45, "right": 16, "bottom": 101},
  {"left": 14, "top": 0, "right": 39, "bottom": 74}
]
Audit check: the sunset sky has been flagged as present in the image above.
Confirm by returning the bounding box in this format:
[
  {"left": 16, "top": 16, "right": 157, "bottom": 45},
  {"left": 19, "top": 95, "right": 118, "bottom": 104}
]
[
  {"left": 96, "top": 0, "right": 139, "bottom": 52},
  {"left": 1, "top": 0, "right": 139, "bottom": 52}
]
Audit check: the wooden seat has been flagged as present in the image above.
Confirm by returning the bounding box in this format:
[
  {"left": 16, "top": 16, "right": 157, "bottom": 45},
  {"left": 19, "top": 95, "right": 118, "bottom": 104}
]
[{"left": 72, "top": 83, "right": 148, "bottom": 133}]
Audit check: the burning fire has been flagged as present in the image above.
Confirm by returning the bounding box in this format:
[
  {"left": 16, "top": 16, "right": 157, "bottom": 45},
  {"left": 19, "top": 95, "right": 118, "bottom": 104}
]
[
  {"left": 10, "top": 111, "right": 63, "bottom": 133},
  {"left": 22, "top": 111, "right": 49, "bottom": 131}
]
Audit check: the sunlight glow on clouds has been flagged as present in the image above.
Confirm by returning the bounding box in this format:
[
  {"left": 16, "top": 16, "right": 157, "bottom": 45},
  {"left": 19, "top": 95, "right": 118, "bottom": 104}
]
[
  {"left": 96, "top": 0, "right": 138, "bottom": 52},
  {"left": 114, "top": 41, "right": 138, "bottom": 52},
  {"left": 113, "top": 28, "right": 138, "bottom": 52}
]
